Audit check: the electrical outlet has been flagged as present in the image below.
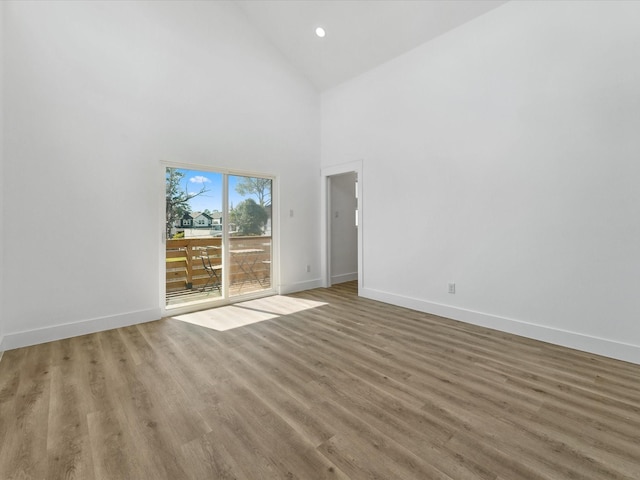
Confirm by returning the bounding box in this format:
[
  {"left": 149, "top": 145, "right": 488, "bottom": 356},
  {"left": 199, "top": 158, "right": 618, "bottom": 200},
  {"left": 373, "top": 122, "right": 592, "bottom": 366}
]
[{"left": 448, "top": 283, "right": 456, "bottom": 294}]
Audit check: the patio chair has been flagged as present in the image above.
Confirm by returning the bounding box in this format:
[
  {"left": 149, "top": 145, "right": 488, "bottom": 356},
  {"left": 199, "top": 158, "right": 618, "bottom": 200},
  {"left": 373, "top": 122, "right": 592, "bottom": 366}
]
[
  {"left": 199, "top": 249, "right": 222, "bottom": 294},
  {"left": 259, "top": 260, "right": 271, "bottom": 286}
]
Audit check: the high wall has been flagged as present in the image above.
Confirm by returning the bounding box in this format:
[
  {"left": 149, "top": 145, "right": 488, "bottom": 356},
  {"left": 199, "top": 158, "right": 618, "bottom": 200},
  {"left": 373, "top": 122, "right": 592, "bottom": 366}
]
[
  {"left": 1, "top": 0, "right": 321, "bottom": 349},
  {"left": 0, "top": 1, "right": 5, "bottom": 351},
  {"left": 322, "top": 1, "right": 640, "bottom": 364}
]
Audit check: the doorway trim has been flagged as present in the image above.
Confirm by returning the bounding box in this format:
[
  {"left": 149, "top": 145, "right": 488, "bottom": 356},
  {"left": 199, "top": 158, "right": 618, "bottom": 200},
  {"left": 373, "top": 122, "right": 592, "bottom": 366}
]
[{"left": 321, "top": 160, "right": 363, "bottom": 292}]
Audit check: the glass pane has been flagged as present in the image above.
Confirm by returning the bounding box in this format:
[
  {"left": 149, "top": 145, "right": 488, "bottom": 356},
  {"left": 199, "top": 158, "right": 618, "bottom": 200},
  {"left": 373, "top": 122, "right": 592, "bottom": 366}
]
[
  {"left": 228, "top": 175, "right": 272, "bottom": 297},
  {"left": 165, "top": 167, "right": 224, "bottom": 307}
]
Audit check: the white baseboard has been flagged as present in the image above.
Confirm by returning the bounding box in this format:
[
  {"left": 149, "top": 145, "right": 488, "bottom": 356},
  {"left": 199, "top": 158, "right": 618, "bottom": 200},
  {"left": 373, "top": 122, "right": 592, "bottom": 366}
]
[
  {"left": 361, "top": 287, "right": 640, "bottom": 366},
  {"left": 0, "top": 308, "right": 161, "bottom": 351},
  {"left": 331, "top": 272, "right": 358, "bottom": 285},
  {"left": 279, "top": 278, "right": 324, "bottom": 295}
]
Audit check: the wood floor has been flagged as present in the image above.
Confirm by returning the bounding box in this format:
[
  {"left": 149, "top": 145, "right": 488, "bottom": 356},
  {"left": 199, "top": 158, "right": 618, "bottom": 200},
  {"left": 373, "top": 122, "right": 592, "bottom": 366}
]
[{"left": 1, "top": 281, "right": 639, "bottom": 479}]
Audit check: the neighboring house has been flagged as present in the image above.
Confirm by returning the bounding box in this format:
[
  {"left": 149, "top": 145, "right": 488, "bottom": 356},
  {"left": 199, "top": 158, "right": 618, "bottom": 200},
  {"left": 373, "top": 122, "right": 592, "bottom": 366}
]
[
  {"left": 192, "top": 212, "right": 213, "bottom": 228},
  {"left": 173, "top": 211, "right": 225, "bottom": 238},
  {"left": 175, "top": 212, "right": 193, "bottom": 228},
  {"left": 210, "top": 210, "right": 222, "bottom": 225},
  {"left": 175, "top": 211, "right": 213, "bottom": 229}
]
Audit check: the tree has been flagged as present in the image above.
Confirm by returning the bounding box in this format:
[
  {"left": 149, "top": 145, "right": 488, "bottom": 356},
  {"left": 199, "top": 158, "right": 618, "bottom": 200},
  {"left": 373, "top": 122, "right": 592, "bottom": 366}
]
[
  {"left": 165, "top": 168, "right": 209, "bottom": 238},
  {"left": 235, "top": 177, "right": 271, "bottom": 207},
  {"left": 229, "top": 198, "right": 268, "bottom": 236}
]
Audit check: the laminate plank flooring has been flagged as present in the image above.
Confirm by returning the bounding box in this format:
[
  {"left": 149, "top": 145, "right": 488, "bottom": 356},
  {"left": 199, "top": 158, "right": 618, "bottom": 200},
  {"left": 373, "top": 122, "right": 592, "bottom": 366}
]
[{"left": 1, "top": 281, "right": 639, "bottom": 479}]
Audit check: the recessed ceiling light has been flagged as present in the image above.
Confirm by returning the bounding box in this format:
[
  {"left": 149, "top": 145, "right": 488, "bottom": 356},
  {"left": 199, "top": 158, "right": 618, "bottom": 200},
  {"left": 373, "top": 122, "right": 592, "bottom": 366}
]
[{"left": 315, "top": 27, "right": 326, "bottom": 38}]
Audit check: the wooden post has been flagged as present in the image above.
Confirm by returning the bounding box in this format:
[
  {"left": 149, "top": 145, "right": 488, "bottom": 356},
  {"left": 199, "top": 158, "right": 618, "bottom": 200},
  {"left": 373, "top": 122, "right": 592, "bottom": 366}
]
[{"left": 185, "top": 246, "right": 193, "bottom": 289}]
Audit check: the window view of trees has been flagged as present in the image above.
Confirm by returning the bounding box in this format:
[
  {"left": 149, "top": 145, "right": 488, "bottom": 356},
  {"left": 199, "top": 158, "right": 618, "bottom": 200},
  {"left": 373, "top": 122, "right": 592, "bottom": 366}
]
[
  {"left": 229, "top": 175, "right": 271, "bottom": 237},
  {"left": 234, "top": 176, "right": 271, "bottom": 207},
  {"left": 165, "top": 168, "right": 271, "bottom": 239},
  {"left": 165, "top": 168, "right": 210, "bottom": 239},
  {"left": 230, "top": 198, "right": 268, "bottom": 235}
]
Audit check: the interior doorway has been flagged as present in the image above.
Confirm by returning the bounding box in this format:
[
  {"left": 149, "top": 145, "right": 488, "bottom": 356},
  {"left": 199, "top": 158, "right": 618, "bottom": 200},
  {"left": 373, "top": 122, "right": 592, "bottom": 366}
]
[
  {"left": 321, "top": 160, "right": 363, "bottom": 292},
  {"left": 329, "top": 172, "right": 358, "bottom": 286}
]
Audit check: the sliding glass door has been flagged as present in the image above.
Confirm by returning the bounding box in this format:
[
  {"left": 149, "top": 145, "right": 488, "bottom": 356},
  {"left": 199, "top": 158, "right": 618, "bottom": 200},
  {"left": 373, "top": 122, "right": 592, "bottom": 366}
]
[
  {"left": 228, "top": 174, "right": 272, "bottom": 298},
  {"left": 165, "top": 167, "right": 273, "bottom": 309}
]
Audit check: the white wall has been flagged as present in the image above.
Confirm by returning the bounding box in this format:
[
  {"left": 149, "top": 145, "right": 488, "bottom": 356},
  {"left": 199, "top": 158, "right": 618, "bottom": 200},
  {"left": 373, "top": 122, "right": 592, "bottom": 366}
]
[
  {"left": 1, "top": 0, "right": 320, "bottom": 349},
  {"left": 322, "top": 1, "right": 640, "bottom": 364},
  {"left": 0, "top": 0, "right": 5, "bottom": 351},
  {"left": 330, "top": 172, "right": 358, "bottom": 284}
]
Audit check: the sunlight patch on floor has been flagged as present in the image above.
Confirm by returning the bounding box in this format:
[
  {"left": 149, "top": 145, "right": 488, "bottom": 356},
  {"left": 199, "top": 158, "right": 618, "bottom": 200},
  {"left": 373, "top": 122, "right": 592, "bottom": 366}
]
[
  {"left": 170, "top": 295, "right": 328, "bottom": 331},
  {"left": 235, "top": 295, "right": 328, "bottom": 316}
]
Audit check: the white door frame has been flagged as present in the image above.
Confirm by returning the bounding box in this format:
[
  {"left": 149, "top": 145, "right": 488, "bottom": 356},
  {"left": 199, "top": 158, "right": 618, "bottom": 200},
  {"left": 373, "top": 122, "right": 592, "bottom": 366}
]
[{"left": 321, "top": 160, "right": 363, "bottom": 291}]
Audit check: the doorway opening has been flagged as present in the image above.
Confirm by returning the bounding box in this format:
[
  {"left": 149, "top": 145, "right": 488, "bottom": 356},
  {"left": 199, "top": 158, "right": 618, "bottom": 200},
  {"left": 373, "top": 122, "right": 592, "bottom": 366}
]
[
  {"left": 164, "top": 166, "right": 274, "bottom": 310},
  {"left": 329, "top": 172, "right": 358, "bottom": 286},
  {"left": 321, "top": 160, "right": 363, "bottom": 292}
]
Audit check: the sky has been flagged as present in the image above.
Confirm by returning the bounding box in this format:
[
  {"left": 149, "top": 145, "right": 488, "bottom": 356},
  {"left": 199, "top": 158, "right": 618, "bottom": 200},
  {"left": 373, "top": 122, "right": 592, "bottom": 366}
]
[{"left": 172, "top": 168, "right": 266, "bottom": 213}]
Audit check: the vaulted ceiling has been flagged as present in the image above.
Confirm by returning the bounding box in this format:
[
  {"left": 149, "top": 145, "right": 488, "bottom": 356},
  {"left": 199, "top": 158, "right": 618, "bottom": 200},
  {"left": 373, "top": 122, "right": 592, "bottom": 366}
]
[{"left": 236, "top": 0, "right": 509, "bottom": 91}]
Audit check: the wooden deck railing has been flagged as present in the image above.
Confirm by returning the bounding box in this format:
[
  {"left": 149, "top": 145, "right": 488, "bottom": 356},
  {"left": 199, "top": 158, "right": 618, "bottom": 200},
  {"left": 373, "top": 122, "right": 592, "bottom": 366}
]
[{"left": 166, "top": 236, "right": 272, "bottom": 293}]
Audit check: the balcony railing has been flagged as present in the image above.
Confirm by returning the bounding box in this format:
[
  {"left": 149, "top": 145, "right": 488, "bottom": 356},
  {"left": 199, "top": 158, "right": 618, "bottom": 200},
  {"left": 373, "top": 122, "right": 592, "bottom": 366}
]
[{"left": 166, "top": 236, "right": 271, "bottom": 298}]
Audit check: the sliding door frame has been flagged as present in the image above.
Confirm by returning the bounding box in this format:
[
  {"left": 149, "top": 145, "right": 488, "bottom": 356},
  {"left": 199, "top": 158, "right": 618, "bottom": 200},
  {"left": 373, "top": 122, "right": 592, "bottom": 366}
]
[{"left": 160, "top": 160, "right": 279, "bottom": 317}]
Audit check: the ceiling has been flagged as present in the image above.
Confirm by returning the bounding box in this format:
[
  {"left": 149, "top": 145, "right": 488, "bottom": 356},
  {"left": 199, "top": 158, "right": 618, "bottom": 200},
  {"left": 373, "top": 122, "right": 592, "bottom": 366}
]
[{"left": 236, "top": 0, "right": 509, "bottom": 92}]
